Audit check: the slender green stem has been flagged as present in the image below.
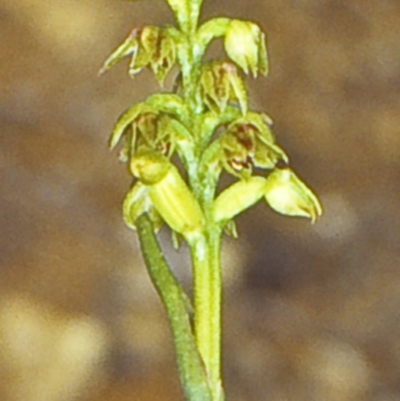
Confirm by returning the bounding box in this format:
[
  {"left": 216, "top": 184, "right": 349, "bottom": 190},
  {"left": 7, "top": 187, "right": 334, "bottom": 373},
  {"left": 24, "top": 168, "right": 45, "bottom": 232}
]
[
  {"left": 167, "top": 2, "right": 225, "bottom": 399},
  {"left": 190, "top": 225, "right": 223, "bottom": 400},
  {"left": 136, "top": 213, "right": 213, "bottom": 401}
]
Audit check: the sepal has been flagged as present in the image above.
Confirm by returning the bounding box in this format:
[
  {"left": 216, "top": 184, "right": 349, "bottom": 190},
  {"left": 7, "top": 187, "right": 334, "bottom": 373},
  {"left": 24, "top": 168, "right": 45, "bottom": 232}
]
[
  {"left": 157, "top": 114, "right": 194, "bottom": 159},
  {"left": 110, "top": 94, "right": 187, "bottom": 149},
  {"left": 99, "top": 28, "right": 139, "bottom": 75},
  {"left": 200, "top": 62, "right": 248, "bottom": 115},
  {"left": 199, "top": 107, "right": 242, "bottom": 144}
]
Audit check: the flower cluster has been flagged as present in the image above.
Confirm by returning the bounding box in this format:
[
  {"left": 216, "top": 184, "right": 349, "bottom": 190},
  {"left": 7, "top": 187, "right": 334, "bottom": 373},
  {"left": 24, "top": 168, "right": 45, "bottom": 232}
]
[{"left": 101, "top": 11, "right": 321, "bottom": 242}]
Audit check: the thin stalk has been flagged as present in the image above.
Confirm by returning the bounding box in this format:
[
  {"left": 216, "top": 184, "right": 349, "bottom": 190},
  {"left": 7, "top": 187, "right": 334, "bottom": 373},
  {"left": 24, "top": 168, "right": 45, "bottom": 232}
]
[
  {"left": 190, "top": 224, "right": 223, "bottom": 400},
  {"left": 136, "top": 213, "right": 213, "bottom": 401},
  {"left": 176, "top": 3, "right": 225, "bottom": 399}
]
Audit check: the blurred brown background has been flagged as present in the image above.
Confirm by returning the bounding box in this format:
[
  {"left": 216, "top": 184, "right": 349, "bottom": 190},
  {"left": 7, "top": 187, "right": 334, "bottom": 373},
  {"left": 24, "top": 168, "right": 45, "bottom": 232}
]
[{"left": 1, "top": 0, "right": 400, "bottom": 400}]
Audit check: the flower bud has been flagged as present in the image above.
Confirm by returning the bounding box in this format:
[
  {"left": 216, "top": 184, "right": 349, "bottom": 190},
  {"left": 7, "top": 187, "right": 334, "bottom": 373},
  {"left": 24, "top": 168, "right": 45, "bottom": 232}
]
[
  {"left": 224, "top": 20, "right": 268, "bottom": 77},
  {"left": 264, "top": 169, "right": 322, "bottom": 222},
  {"left": 213, "top": 176, "right": 268, "bottom": 222}
]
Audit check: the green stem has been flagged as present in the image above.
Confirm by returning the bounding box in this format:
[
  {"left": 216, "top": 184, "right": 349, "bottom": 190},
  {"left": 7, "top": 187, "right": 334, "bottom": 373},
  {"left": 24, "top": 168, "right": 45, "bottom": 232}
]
[
  {"left": 190, "top": 225, "right": 223, "bottom": 401},
  {"left": 175, "top": 2, "right": 225, "bottom": 399},
  {"left": 136, "top": 213, "right": 213, "bottom": 401}
]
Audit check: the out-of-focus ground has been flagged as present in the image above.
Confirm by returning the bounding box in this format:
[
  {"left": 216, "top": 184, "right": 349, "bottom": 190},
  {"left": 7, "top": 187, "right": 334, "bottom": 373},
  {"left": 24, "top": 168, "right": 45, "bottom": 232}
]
[{"left": 1, "top": 0, "right": 400, "bottom": 400}]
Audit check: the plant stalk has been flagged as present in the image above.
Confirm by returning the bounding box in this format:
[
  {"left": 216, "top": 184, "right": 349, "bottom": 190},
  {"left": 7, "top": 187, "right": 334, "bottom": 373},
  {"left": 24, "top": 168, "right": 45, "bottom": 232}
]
[
  {"left": 159, "top": 2, "right": 225, "bottom": 399},
  {"left": 136, "top": 213, "right": 213, "bottom": 401},
  {"left": 190, "top": 225, "right": 223, "bottom": 400}
]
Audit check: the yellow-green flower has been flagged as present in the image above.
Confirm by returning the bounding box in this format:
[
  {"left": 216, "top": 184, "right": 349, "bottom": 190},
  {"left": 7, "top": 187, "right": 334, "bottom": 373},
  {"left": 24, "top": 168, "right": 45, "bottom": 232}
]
[
  {"left": 224, "top": 20, "right": 268, "bottom": 77},
  {"left": 264, "top": 168, "right": 322, "bottom": 222},
  {"left": 99, "top": 25, "right": 176, "bottom": 85}
]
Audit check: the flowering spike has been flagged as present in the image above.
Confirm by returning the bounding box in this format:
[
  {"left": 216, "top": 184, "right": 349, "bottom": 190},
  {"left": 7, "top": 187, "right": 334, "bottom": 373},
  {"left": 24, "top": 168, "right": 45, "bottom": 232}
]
[{"left": 104, "top": 1, "right": 322, "bottom": 399}]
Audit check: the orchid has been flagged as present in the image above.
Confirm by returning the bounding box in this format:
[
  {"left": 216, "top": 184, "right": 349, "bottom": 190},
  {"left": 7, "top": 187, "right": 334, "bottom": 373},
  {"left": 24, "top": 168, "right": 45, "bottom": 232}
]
[{"left": 101, "top": 0, "right": 321, "bottom": 399}]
